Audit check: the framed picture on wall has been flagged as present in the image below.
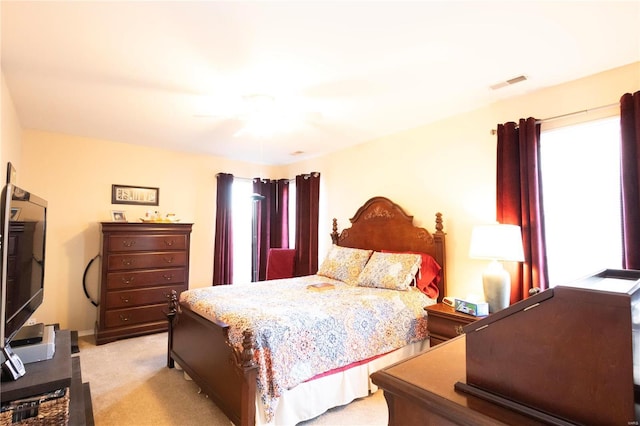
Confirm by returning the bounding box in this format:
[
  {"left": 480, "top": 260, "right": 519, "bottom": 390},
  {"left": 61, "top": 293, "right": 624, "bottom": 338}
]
[{"left": 111, "top": 184, "right": 159, "bottom": 206}]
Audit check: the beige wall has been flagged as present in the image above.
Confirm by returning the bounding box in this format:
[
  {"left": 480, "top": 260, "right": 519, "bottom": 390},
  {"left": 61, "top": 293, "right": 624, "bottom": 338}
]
[
  {"left": 289, "top": 62, "right": 640, "bottom": 301},
  {"left": 4, "top": 61, "right": 640, "bottom": 334},
  {"left": 20, "top": 132, "right": 279, "bottom": 333},
  {"left": 1, "top": 71, "right": 22, "bottom": 181}
]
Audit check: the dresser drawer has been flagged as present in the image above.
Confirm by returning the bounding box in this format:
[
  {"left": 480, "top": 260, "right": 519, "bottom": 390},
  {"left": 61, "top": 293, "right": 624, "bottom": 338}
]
[
  {"left": 428, "top": 315, "right": 468, "bottom": 340},
  {"left": 426, "top": 303, "right": 481, "bottom": 347},
  {"left": 104, "top": 304, "right": 167, "bottom": 328},
  {"left": 107, "top": 234, "right": 188, "bottom": 252},
  {"left": 429, "top": 335, "right": 447, "bottom": 346},
  {"left": 105, "top": 284, "right": 188, "bottom": 309},
  {"left": 107, "top": 251, "right": 187, "bottom": 271},
  {"left": 106, "top": 267, "right": 187, "bottom": 290}
]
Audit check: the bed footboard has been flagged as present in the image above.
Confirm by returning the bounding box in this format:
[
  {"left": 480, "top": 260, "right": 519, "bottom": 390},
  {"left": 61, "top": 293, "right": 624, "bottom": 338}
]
[{"left": 167, "top": 290, "right": 258, "bottom": 426}]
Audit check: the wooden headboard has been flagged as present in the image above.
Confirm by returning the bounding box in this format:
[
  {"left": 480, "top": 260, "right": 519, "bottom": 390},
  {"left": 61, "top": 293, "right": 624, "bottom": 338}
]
[{"left": 330, "top": 196, "right": 446, "bottom": 302}]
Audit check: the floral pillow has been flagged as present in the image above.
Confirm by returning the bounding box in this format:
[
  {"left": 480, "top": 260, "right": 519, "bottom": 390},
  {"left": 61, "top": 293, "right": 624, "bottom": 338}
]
[
  {"left": 317, "top": 245, "right": 373, "bottom": 285},
  {"left": 382, "top": 250, "right": 442, "bottom": 299},
  {"left": 357, "top": 252, "right": 422, "bottom": 291}
]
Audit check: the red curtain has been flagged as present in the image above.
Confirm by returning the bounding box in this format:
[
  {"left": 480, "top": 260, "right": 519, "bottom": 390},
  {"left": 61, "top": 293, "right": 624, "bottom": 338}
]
[
  {"left": 496, "top": 119, "right": 548, "bottom": 302},
  {"left": 253, "top": 178, "right": 290, "bottom": 280},
  {"left": 294, "top": 172, "right": 320, "bottom": 276},
  {"left": 213, "top": 173, "right": 234, "bottom": 285},
  {"left": 620, "top": 91, "right": 640, "bottom": 269}
]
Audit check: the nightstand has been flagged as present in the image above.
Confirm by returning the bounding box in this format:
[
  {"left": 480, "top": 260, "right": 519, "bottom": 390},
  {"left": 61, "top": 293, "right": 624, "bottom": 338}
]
[{"left": 425, "top": 302, "right": 484, "bottom": 347}]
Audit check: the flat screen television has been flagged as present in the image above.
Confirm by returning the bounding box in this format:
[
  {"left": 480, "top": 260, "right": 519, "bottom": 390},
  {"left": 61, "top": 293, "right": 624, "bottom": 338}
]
[{"left": 0, "top": 183, "right": 47, "bottom": 380}]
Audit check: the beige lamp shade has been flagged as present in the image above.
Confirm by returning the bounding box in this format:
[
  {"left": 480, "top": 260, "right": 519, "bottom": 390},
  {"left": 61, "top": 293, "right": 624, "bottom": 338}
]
[{"left": 469, "top": 224, "right": 525, "bottom": 262}]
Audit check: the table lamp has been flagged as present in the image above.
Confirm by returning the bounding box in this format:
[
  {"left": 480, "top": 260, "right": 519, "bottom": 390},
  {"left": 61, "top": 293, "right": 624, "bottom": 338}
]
[{"left": 469, "top": 224, "right": 525, "bottom": 313}]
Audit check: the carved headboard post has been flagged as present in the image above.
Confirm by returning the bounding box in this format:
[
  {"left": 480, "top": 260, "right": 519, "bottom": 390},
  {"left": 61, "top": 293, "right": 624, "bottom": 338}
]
[
  {"left": 433, "top": 212, "right": 446, "bottom": 299},
  {"left": 435, "top": 212, "right": 444, "bottom": 234},
  {"left": 330, "top": 218, "right": 339, "bottom": 245}
]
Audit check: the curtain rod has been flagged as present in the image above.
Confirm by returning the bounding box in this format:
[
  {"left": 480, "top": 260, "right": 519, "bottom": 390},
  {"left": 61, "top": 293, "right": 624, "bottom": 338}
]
[
  {"left": 536, "top": 101, "right": 619, "bottom": 124},
  {"left": 490, "top": 101, "right": 619, "bottom": 135},
  {"left": 215, "top": 174, "right": 295, "bottom": 182}
]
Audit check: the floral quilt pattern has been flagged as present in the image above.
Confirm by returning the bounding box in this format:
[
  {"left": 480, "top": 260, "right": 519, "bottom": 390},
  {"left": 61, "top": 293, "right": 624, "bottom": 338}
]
[{"left": 180, "top": 275, "right": 433, "bottom": 422}]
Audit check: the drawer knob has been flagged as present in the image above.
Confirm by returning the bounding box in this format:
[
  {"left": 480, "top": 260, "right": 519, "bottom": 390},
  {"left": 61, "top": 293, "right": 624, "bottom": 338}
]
[
  {"left": 121, "top": 276, "right": 135, "bottom": 285},
  {"left": 455, "top": 325, "right": 465, "bottom": 335},
  {"left": 163, "top": 257, "right": 174, "bottom": 264},
  {"left": 119, "top": 314, "right": 131, "bottom": 322},
  {"left": 122, "top": 240, "right": 136, "bottom": 248},
  {"left": 120, "top": 296, "right": 130, "bottom": 303},
  {"left": 164, "top": 240, "right": 175, "bottom": 247},
  {"left": 163, "top": 274, "right": 174, "bottom": 281},
  {"left": 121, "top": 258, "right": 134, "bottom": 266}
]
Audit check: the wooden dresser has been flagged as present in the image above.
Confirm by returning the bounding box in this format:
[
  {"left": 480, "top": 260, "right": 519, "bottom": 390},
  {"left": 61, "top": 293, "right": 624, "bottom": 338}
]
[{"left": 95, "top": 222, "right": 192, "bottom": 345}]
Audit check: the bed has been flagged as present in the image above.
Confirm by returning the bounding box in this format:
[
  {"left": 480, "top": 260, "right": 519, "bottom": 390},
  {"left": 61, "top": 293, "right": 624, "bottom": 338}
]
[{"left": 166, "top": 196, "right": 447, "bottom": 425}]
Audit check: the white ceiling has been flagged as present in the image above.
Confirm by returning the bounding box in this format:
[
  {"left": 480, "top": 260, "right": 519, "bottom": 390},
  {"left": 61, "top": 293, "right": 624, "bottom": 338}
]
[{"left": 2, "top": 1, "right": 639, "bottom": 165}]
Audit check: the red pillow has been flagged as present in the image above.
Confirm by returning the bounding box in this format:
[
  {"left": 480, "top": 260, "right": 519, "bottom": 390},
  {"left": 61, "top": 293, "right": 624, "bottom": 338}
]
[{"left": 381, "top": 250, "right": 441, "bottom": 299}]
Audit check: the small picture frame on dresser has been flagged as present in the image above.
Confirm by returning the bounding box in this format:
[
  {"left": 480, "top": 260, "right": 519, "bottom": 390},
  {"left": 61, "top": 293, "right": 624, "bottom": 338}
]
[{"left": 111, "top": 210, "right": 127, "bottom": 222}]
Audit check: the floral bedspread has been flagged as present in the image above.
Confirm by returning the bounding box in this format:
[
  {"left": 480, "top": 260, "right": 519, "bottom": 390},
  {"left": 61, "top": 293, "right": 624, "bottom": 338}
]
[{"left": 180, "top": 275, "right": 434, "bottom": 422}]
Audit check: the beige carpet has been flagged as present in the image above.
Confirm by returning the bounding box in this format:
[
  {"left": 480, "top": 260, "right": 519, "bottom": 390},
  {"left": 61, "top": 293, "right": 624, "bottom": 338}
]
[{"left": 78, "top": 332, "right": 388, "bottom": 425}]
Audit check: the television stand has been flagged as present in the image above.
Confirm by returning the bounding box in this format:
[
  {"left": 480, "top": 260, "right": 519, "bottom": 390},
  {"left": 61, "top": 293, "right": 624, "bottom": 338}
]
[{"left": 0, "top": 329, "right": 93, "bottom": 425}]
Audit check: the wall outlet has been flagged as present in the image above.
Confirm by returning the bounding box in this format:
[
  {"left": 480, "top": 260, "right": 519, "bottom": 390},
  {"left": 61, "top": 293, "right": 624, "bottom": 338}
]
[{"left": 25, "top": 318, "right": 37, "bottom": 326}]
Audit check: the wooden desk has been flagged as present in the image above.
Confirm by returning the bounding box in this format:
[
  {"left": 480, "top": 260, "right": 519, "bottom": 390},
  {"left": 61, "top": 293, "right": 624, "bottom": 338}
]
[{"left": 370, "top": 336, "right": 547, "bottom": 426}]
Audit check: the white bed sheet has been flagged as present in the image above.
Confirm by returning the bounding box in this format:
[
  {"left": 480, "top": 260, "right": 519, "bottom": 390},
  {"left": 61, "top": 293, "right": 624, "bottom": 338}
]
[{"left": 255, "top": 338, "right": 430, "bottom": 426}]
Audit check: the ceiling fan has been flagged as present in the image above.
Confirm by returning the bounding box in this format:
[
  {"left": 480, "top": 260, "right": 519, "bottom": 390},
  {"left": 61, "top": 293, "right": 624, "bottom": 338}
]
[{"left": 193, "top": 93, "right": 323, "bottom": 139}]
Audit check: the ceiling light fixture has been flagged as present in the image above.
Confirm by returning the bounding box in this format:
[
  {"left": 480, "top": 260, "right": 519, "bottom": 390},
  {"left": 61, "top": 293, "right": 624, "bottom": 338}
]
[
  {"left": 242, "top": 94, "right": 275, "bottom": 114},
  {"left": 234, "top": 94, "right": 299, "bottom": 139},
  {"left": 233, "top": 94, "right": 277, "bottom": 138}
]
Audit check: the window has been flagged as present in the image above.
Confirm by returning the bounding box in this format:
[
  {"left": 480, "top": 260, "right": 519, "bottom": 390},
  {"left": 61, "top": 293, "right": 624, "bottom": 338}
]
[
  {"left": 232, "top": 179, "right": 253, "bottom": 284},
  {"left": 540, "top": 116, "right": 622, "bottom": 286},
  {"left": 231, "top": 178, "right": 296, "bottom": 283}
]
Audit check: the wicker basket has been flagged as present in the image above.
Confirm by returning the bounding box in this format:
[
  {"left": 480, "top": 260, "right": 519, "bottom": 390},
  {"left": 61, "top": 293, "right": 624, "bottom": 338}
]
[{"left": 0, "top": 388, "right": 69, "bottom": 425}]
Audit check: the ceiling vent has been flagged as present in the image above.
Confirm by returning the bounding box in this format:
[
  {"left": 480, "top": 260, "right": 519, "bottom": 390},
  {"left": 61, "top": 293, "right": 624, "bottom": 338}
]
[{"left": 490, "top": 75, "right": 528, "bottom": 90}]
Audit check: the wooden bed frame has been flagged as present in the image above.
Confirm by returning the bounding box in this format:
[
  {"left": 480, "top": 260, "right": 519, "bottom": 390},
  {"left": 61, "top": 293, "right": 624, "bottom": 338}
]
[{"left": 166, "top": 196, "right": 446, "bottom": 426}]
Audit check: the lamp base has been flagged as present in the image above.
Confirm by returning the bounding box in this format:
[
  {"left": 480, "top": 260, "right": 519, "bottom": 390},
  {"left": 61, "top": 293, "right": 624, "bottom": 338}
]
[{"left": 482, "top": 260, "right": 510, "bottom": 313}]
